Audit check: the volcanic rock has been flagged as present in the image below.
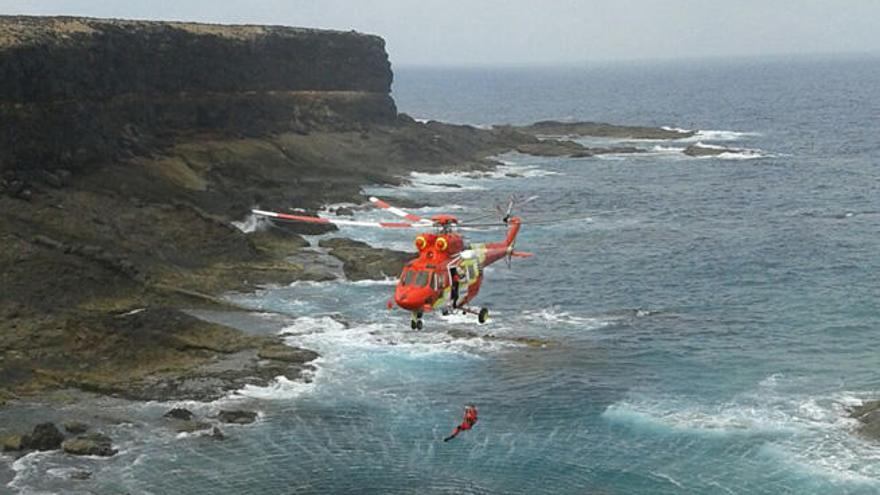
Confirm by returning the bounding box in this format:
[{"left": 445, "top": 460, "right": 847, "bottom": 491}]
[
  {"left": 850, "top": 400, "right": 880, "bottom": 440},
  {"left": 218, "top": 410, "right": 258, "bottom": 424},
  {"left": 26, "top": 423, "right": 64, "bottom": 451},
  {"left": 2, "top": 434, "right": 27, "bottom": 451},
  {"left": 164, "top": 408, "right": 194, "bottom": 421},
  {"left": 682, "top": 144, "right": 741, "bottom": 157},
  {"left": 62, "top": 432, "right": 117, "bottom": 457}
]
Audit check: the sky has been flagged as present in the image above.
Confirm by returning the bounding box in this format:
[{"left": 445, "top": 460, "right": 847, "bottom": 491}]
[{"left": 1, "top": 1, "right": 879, "bottom": 66}]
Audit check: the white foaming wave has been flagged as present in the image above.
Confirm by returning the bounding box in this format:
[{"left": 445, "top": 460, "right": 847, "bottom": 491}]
[
  {"left": 407, "top": 204, "right": 466, "bottom": 212},
  {"left": 603, "top": 400, "right": 798, "bottom": 435},
  {"left": 639, "top": 143, "right": 769, "bottom": 160},
  {"left": 8, "top": 450, "right": 58, "bottom": 493},
  {"left": 604, "top": 386, "right": 880, "bottom": 485},
  {"left": 279, "top": 315, "right": 514, "bottom": 363},
  {"left": 279, "top": 315, "right": 347, "bottom": 336},
  {"left": 649, "top": 145, "right": 687, "bottom": 155},
  {"left": 525, "top": 308, "right": 613, "bottom": 329},
  {"left": 232, "top": 212, "right": 271, "bottom": 233},
  {"left": 712, "top": 151, "right": 768, "bottom": 160},
  {"left": 495, "top": 163, "right": 560, "bottom": 178},
  {"left": 689, "top": 141, "right": 769, "bottom": 160},
  {"left": 407, "top": 171, "right": 488, "bottom": 191},
  {"left": 233, "top": 375, "right": 317, "bottom": 401},
  {"left": 404, "top": 163, "right": 557, "bottom": 192},
  {"left": 660, "top": 125, "right": 693, "bottom": 134},
  {"left": 689, "top": 129, "right": 760, "bottom": 142},
  {"left": 604, "top": 389, "right": 865, "bottom": 435}
]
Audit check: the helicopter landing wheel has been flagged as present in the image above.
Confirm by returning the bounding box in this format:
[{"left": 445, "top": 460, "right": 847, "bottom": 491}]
[
  {"left": 411, "top": 313, "right": 424, "bottom": 330},
  {"left": 478, "top": 307, "right": 489, "bottom": 324}
]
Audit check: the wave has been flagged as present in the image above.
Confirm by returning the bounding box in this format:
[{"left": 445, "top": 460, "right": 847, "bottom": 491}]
[
  {"left": 232, "top": 212, "right": 272, "bottom": 233},
  {"left": 233, "top": 375, "right": 316, "bottom": 401},
  {"left": 524, "top": 308, "right": 614, "bottom": 329},
  {"left": 377, "top": 161, "right": 558, "bottom": 194},
  {"left": 603, "top": 385, "right": 880, "bottom": 485},
  {"left": 689, "top": 129, "right": 761, "bottom": 142},
  {"left": 603, "top": 399, "right": 799, "bottom": 435},
  {"left": 637, "top": 144, "right": 771, "bottom": 160},
  {"left": 660, "top": 126, "right": 760, "bottom": 142}
]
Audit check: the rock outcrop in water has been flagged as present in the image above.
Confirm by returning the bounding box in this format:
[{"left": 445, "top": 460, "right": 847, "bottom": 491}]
[
  {"left": 508, "top": 120, "right": 696, "bottom": 140},
  {"left": 849, "top": 400, "right": 880, "bottom": 440}
]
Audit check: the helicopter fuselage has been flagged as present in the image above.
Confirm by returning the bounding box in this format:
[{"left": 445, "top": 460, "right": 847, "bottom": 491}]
[{"left": 393, "top": 217, "right": 521, "bottom": 316}]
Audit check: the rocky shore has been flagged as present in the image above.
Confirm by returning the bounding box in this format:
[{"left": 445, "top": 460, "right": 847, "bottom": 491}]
[{"left": 0, "top": 16, "right": 703, "bottom": 407}]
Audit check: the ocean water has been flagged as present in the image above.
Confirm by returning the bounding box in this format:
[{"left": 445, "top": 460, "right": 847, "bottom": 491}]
[{"left": 5, "top": 55, "right": 880, "bottom": 494}]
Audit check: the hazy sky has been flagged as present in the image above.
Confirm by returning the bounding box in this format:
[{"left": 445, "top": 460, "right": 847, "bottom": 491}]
[{"left": 2, "top": 1, "right": 879, "bottom": 66}]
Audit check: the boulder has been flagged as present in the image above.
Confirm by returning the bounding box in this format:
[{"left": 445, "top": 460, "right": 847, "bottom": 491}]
[
  {"left": 62, "top": 433, "right": 117, "bottom": 457},
  {"left": 26, "top": 423, "right": 64, "bottom": 451},
  {"left": 850, "top": 400, "right": 880, "bottom": 440},
  {"left": 63, "top": 421, "right": 89, "bottom": 435},
  {"left": 218, "top": 410, "right": 258, "bottom": 424},
  {"left": 164, "top": 407, "right": 194, "bottom": 421},
  {"left": 210, "top": 426, "right": 226, "bottom": 440},
  {"left": 2, "top": 434, "right": 28, "bottom": 451},
  {"left": 682, "top": 144, "right": 743, "bottom": 157}
]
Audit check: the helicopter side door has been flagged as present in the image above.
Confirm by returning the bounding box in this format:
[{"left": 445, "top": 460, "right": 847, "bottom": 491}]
[{"left": 457, "top": 258, "right": 481, "bottom": 304}]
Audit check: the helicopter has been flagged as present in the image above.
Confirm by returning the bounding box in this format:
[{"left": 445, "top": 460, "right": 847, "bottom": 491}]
[{"left": 252, "top": 196, "right": 534, "bottom": 329}]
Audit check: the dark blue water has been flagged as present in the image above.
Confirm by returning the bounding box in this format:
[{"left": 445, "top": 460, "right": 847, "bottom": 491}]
[{"left": 5, "top": 56, "right": 880, "bottom": 494}]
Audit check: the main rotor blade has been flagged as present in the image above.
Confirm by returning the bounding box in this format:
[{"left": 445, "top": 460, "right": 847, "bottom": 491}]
[
  {"left": 369, "top": 197, "right": 425, "bottom": 223},
  {"left": 252, "top": 209, "right": 423, "bottom": 229},
  {"left": 460, "top": 213, "right": 594, "bottom": 228}
]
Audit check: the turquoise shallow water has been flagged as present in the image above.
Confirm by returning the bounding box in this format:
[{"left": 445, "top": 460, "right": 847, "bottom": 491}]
[{"left": 4, "top": 56, "right": 880, "bottom": 494}]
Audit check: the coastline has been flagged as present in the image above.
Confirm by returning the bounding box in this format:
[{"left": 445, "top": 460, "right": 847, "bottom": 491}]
[{"left": 0, "top": 15, "right": 723, "bottom": 459}]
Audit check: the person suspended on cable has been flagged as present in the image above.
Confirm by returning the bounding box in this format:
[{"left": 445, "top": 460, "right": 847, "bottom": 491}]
[{"left": 444, "top": 404, "right": 478, "bottom": 442}]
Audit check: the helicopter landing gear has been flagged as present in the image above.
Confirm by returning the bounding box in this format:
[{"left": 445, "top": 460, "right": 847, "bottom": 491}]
[
  {"left": 410, "top": 312, "right": 424, "bottom": 330},
  {"left": 456, "top": 305, "right": 490, "bottom": 324}
]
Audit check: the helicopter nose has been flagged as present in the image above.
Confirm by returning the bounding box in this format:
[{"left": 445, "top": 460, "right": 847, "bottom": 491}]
[{"left": 395, "top": 289, "right": 425, "bottom": 310}]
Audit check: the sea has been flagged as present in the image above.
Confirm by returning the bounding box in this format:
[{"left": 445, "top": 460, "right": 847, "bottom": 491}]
[{"left": 3, "top": 54, "right": 880, "bottom": 494}]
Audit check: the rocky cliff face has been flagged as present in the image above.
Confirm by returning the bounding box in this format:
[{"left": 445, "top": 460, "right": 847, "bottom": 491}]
[{"left": 0, "top": 16, "right": 396, "bottom": 172}]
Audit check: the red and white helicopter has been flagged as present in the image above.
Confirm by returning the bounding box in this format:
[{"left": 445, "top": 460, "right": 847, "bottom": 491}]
[{"left": 252, "top": 196, "right": 534, "bottom": 329}]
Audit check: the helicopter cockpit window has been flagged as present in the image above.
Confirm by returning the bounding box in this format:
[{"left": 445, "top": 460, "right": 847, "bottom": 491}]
[
  {"left": 403, "top": 270, "right": 417, "bottom": 286},
  {"left": 415, "top": 271, "right": 429, "bottom": 287}
]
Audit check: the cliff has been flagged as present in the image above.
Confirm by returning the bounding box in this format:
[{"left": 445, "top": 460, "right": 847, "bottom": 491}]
[{"left": 0, "top": 16, "right": 396, "bottom": 172}]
